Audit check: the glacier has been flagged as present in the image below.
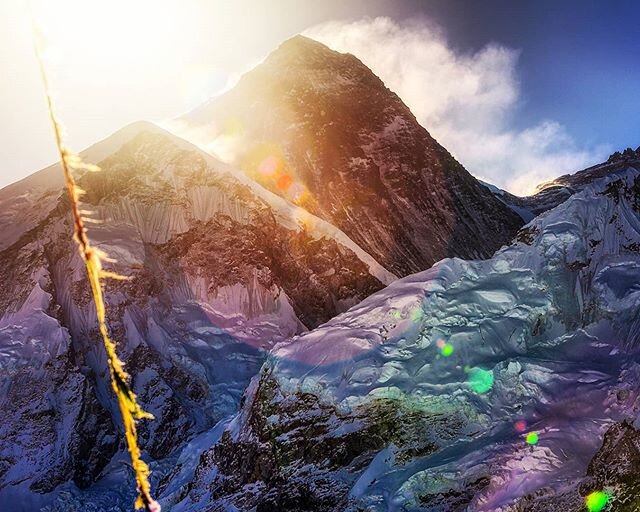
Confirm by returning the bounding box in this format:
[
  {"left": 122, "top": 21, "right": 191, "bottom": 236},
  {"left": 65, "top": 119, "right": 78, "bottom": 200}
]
[{"left": 166, "top": 164, "right": 640, "bottom": 511}]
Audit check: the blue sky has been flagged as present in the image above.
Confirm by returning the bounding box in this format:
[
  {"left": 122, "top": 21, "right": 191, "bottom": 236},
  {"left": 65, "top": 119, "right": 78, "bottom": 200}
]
[
  {"left": 1, "top": 0, "right": 637, "bottom": 192},
  {"left": 396, "top": 0, "right": 640, "bottom": 152}
]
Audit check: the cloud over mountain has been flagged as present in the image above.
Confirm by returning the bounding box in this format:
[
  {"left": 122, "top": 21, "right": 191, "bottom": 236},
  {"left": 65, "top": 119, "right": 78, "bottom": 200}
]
[{"left": 307, "top": 17, "right": 609, "bottom": 195}]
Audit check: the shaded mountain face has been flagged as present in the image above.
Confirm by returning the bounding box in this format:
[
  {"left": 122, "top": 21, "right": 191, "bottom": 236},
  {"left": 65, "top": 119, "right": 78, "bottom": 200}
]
[
  {"left": 0, "top": 123, "right": 387, "bottom": 508},
  {"left": 178, "top": 35, "right": 524, "bottom": 276},
  {"left": 167, "top": 164, "right": 640, "bottom": 511}
]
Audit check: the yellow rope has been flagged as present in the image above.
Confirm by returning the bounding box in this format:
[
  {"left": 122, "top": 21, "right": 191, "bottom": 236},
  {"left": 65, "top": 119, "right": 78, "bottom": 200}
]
[{"left": 33, "top": 25, "right": 160, "bottom": 512}]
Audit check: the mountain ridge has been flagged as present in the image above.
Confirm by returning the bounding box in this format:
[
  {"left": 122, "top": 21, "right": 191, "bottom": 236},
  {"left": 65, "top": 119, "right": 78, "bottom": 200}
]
[{"left": 0, "top": 121, "right": 393, "bottom": 510}]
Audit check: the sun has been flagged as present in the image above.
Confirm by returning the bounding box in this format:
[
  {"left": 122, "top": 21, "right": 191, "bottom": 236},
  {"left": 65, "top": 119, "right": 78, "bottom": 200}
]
[
  {"left": 31, "top": 0, "right": 179, "bottom": 69},
  {"left": 26, "top": 0, "right": 278, "bottom": 124}
]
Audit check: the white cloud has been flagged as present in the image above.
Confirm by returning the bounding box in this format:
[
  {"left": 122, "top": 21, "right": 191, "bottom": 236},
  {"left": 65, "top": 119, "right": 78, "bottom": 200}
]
[{"left": 306, "top": 17, "right": 609, "bottom": 195}]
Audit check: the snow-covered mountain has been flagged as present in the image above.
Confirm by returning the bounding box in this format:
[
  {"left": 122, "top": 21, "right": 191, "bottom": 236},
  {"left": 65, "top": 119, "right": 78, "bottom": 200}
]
[
  {"left": 0, "top": 121, "right": 397, "bottom": 510},
  {"left": 177, "top": 35, "right": 524, "bottom": 276},
  {"left": 0, "top": 122, "right": 157, "bottom": 252},
  {"left": 167, "top": 162, "right": 640, "bottom": 511},
  {"left": 2, "top": 32, "right": 639, "bottom": 512},
  {"left": 0, "top": 36, "right": 532, "bottom": 511}
]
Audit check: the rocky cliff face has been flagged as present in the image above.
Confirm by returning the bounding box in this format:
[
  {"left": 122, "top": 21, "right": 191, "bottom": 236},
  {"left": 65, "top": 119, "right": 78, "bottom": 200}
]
[
  {"left": 169, "top": 164, "right": 640, "bottom": 511},
  {"left": 179, "top": 35, "right": 524, "bottom": 276},
  {"left": 0, "top": 122, "right": 389, "bottom": 509}
]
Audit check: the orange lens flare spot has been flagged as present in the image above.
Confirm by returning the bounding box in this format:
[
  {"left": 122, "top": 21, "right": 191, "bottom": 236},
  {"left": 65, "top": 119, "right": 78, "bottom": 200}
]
[{"left": 277, "top": 174, "right": 294, "bottom": 191}]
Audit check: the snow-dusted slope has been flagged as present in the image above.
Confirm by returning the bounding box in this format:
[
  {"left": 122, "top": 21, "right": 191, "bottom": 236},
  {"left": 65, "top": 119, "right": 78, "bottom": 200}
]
[
  {"left": 172, "top": 165, "right": 640, "bottom": 511},
  {"left": 0, "top": 122, "right": 168, "bottom": 252}
]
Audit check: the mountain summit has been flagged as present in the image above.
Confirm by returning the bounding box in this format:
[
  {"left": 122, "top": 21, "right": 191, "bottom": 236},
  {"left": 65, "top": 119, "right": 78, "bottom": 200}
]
[{"left": 180, "top": 35, "right": 524, "bottom": 276}]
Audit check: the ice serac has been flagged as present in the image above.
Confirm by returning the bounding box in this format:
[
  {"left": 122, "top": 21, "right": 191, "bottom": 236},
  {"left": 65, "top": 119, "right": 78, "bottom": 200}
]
[
  {"left": 0, "top": 122, "right": 388, "bottom": 509},
  {"left": 171, "top": 163, "right": 640, "bottom": 511},
  {"left": 178, "top": 35, "right": 524, "bottom": 276}
]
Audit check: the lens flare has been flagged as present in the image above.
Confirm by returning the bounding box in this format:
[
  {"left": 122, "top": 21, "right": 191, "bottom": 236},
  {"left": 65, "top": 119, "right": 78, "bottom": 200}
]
[
  {"left": 287, "top": 181, "right": 307, "bottom": 202},
  {"left": 277, "top": 173, "right": 294, "bottom": 191},
  {"left": 410, "top": 307, "right": 423, "bottom": 322},
  {"left": 441, "top": 343, "right": 454, "bottom": 356},
  {"left": 585, "top": 491, "right": 610, "bottom": 512},
  {"left": 467, "top": 367, "right": 494, "bottom": 393},
  {"left": 526, "top": 432, "right": 539, "bottom": 445},
  {"left": 242, "top": 142, "right": 286, "bottom": 180},
  {"left": 294, "top": 207, "right": 314, "bottom": 230},
  {"left": 514, "top": 420, "right": 527, "bottom": 433}
]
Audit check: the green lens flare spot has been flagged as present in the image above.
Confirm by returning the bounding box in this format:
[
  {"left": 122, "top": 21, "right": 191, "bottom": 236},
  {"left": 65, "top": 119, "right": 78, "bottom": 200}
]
[
  {"left": 526, "top": 432, "right": 539, "bottom": 445},
  {"left": 585, "top": 490, "right": 610, "bottom": 512},
  {"left": 441, "top": 343, "right": 454, "bottom": 356},
  {"left": 467, "top": 367, "right": 494, "bottom": 393}
]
